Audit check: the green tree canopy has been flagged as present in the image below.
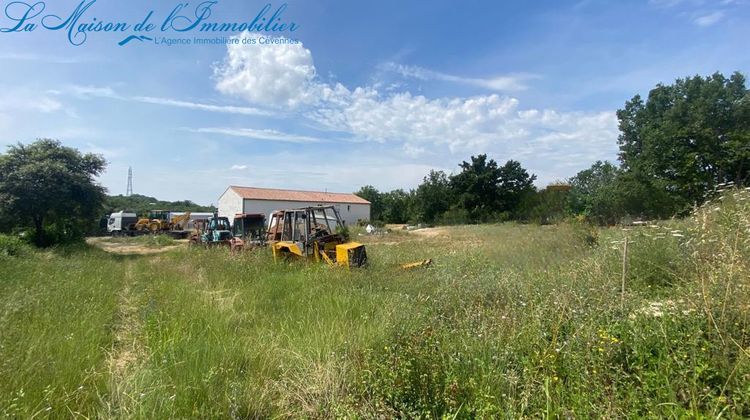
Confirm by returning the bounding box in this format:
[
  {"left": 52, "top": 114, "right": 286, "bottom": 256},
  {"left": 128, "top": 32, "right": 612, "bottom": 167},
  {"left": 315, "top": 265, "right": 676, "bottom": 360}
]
[
  {"left": 104, "top": 194, "right": 214, "bottom": 216},
  {"left": 450, "top": 154, "right": 503, "bottom": 222},
  {"left": 355, "top": 185, "right": 384, "bottom": 222},
  {"left": 414, "top": 170, "right": 452, "bottom": 224},
  {"left": 617, "top": 71, "right": 750, "bottom": 209},
  {"left": 497, "top": 159, "right": 537, "bottom": 214},
  {"left": 568, "top": 161, "right": 676, "bottom": 224},
  {"left": 568, "top": 161, "right": 621, "bottom": 215},
  {"left": 0, "top": 139, "right": 107, "bottom": 246},
  {"left": 381, "top": 189, "right": 414, "bottom": 224},
  {"left": 449, "top": 155, "right": 537, "bottom": 222}
]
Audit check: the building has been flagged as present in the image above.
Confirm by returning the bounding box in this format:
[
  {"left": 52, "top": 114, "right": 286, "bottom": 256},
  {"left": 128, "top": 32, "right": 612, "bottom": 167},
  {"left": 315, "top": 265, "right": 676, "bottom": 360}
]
[{"left": 218, "top": 186, "right": 371, "bottom": 226}]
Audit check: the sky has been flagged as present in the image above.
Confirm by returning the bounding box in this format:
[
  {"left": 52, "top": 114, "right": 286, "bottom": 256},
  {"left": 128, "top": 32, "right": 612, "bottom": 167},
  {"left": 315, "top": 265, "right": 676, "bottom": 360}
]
[{"left": 0, "top": 0, "right": 748, "bottom": 205}]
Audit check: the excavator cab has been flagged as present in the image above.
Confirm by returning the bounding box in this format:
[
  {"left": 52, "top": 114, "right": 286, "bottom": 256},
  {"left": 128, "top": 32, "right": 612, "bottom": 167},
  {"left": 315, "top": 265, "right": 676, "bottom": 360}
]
[
  {"left": 190, "top": 215, "right": 243, "bottom": 251},
  {"left": 271, "top": 206, "right": 367, "bottom": 268},
  {"left": 206, "top": 217, "right": 234, "bottom": 242},
  {"left": 233, "top": 213, "right": 267, "bottom": 245}
]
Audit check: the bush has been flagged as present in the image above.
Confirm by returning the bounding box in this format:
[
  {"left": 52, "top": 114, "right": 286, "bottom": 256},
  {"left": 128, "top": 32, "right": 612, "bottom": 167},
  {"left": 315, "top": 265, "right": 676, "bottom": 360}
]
[
  {"left": 438, "top": 206, "right": 471, "bottom": 225},
  {"left": 0, "top": 234, "right": 31, "bottom": 257},
  {"left": 568, "top": 216, "right": 599, "bottom": 247}
]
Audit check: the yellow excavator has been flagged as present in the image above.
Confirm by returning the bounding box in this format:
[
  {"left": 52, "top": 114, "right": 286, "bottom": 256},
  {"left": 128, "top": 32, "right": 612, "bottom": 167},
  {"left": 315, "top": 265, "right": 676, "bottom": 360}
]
[
  {"left": 169, "top": 212, "right": 192, "bottom": 231},
  {"left": 134, "top": 210, "right": 192, "bottom": 233},
  {"left": 270, "top": 206, "right": 367, "bottom": 268}
]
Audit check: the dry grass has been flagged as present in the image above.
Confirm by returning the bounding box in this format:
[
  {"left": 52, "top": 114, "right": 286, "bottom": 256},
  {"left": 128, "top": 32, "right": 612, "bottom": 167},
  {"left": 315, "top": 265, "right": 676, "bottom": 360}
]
[{"left": 1, "top": 190, "right": 749, "bottom": 417}]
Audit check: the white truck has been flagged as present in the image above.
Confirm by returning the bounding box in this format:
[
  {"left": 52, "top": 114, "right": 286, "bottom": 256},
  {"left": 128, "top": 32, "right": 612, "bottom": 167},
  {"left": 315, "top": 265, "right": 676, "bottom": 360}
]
[{"left": 107, "top": 211, "right": 138, "bottom": 236}]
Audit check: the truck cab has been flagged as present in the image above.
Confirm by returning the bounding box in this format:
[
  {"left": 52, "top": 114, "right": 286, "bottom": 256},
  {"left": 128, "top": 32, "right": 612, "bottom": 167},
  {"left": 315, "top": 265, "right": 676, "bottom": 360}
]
[{"left": 107, "top": 211, "right": 138, "bottom": 236}]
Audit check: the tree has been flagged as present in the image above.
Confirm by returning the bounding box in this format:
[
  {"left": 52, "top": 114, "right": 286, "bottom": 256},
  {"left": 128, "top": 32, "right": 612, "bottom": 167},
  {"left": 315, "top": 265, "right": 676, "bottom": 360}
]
[
  {"left": 517, "top": 185, "right": 570, "bottom": 225},
  {"left": 0, "top": 139, "right": 106, "bottom": 246},
  {"left": 568, "top": 161, "right": 676, "bottom": 224},
  {"left": 414, "top": 170, "right": 452, "bottom": 224},
  {"left": 448, "top": 155, "right": 537, "bottom": 222},
  {"left": 381, "top": 189, "right": 414, "bottom": 224},
  {"left": 355, "top": 185, "right": 384, "bottom": 222},
  {"left": 617, "top": 72, "right": 750, "bottom": 210},
  {"left": 497, "top": 159, "right": 537, "bottom": 214},
  {"left": 450, "top": 154, "right": 503, "bottom": 222},
  {"left": 568, "top": 161, "right": 620, "bottom": 215},
  {"left": 105, "top": 194, "right": 214, "bottom": 215}
]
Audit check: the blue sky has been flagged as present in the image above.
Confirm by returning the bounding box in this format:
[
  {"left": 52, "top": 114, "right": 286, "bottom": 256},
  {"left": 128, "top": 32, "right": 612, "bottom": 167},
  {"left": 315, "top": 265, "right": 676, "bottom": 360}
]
[{"left": 0, "top": 0, "right": 748, "bottom": 205}]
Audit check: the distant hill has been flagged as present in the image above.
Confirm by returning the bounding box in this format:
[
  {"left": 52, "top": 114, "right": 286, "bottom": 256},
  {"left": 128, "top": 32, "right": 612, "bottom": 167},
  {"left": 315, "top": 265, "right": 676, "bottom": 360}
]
[{"left": 104, "top": 194, "right": 215, "bottom": 216}]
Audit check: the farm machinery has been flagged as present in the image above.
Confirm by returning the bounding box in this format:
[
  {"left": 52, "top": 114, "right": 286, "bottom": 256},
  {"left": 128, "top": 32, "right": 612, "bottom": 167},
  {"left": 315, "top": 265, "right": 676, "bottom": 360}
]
[
  {"left": 189, "top": 215, "right": 244, "bottom": 251},
  {"left": 269, "top": 205, "right": 367, "bottom": 268},
  {"left": 133, "top": 210, "right": 192, "bottom": 235},
  {"left": 133, "top": 210, "right": 170, "bottom": 233},
  {"left": 233, "top": 213, "right": 267, "bottom": 246}
]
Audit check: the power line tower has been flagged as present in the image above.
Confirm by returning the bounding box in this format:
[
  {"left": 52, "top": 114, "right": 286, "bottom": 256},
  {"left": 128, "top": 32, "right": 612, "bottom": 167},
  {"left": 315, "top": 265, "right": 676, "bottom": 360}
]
[{"left": 126, "top": 167, "right": 133, "bottom": 197}]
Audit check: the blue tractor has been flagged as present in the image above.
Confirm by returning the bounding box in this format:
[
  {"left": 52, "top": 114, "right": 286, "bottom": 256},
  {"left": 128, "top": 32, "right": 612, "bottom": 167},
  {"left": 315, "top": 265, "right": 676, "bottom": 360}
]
[{"left": 189, "top": 215, "right": 244, "bottom": 251}]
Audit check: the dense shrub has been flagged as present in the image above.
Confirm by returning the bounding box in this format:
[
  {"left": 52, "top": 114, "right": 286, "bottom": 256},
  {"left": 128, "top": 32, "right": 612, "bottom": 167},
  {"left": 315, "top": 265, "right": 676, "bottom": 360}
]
[{"left": 0, "top": 234, "right": 31, "bottom": 257}]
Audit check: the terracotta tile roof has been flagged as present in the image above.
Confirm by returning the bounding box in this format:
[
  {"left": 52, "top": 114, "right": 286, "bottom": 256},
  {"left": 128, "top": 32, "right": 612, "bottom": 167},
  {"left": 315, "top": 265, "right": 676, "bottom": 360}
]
[{"left": 228, "top": 186, "right": 371, "bottom": 205}]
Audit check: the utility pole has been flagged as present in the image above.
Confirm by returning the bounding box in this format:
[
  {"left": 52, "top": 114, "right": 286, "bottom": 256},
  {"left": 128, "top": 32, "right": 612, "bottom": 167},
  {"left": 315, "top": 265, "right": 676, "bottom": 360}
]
[{"left": 126, "top": 167, "right": 133, "bottom": 197}]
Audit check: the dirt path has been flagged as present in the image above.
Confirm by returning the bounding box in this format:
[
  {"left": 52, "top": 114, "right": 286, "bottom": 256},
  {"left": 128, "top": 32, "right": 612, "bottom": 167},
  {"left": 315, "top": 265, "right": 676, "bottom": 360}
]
[
  {"left": 409, "top": 227, "right": 452, "bottom": 238},
  {"left": 105, "top": 262, "right": 147, "bottom": 415},
  {"left": 87, "top": 237, "right": 183, "bottom": 255}
]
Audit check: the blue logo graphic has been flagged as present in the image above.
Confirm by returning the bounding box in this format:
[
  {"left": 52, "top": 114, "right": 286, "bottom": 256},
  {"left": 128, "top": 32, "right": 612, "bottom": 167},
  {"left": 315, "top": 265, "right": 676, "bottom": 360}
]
[
  {"left": 117, "top": 35, "right": 153, "bottom": 46},
  {"left": 0, "top": 1, "right": 299, "bottom": 46}
]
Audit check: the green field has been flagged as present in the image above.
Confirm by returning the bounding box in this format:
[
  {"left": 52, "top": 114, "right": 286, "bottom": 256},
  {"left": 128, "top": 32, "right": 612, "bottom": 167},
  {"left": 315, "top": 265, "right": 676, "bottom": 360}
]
[{"left": 2, "top": 191, "right": 749, "bottom": 418}]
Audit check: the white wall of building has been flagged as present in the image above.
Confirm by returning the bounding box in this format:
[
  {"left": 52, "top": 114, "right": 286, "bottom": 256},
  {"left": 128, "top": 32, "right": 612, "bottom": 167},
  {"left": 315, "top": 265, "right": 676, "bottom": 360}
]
[
  {"left": 218, "top": 188, "right": 371, "bottom": 226},
  {"left": 217, "top": 188, "right": 243, "bottom": 220},
  {"left": 242, "top": 200, "right": 370, "bottom": 226}
]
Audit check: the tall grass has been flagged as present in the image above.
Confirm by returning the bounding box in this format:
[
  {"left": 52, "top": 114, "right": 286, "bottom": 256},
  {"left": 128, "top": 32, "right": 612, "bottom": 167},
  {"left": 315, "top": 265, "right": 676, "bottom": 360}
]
[
  {"left": 0, "top": 247, "right": 124, "bottom": 418},
  {"left": 1, "top": 190, "right": 749, "bottom": 417}
]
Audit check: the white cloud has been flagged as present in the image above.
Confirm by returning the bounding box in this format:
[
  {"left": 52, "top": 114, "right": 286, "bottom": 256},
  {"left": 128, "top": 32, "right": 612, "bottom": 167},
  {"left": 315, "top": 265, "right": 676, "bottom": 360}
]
[
  {"left": 306, "top": 88, "right": 617, "bottom": 165},
  {"left": 131, "top": 96, "right": 271, "bottom": 116},
  {"left": 187, "top": 127, "right": 325, "bottom": 143},
  {"left": 212, "top": 33, "right": 619, "bottom": 183},
  {"left": 213, "top": 36, "right": 319, "bottom": 108},
  {"left": 0, "top": 89, "right": 62, "bottom": 113},
  {"left": 693, "top": 10, "right": 724, "bottom": 26},
  {"left": 381, "top": 62, "right": 536, "bottom": 92},
  {"left": 61, "top": 85, "right": 271, "bottom": 116},
  {"left": 230, "top": 164, "right": 248, "bottom": 170},
  {"left": 648, "top": 0, "right": 736, "bottom": 27}
]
